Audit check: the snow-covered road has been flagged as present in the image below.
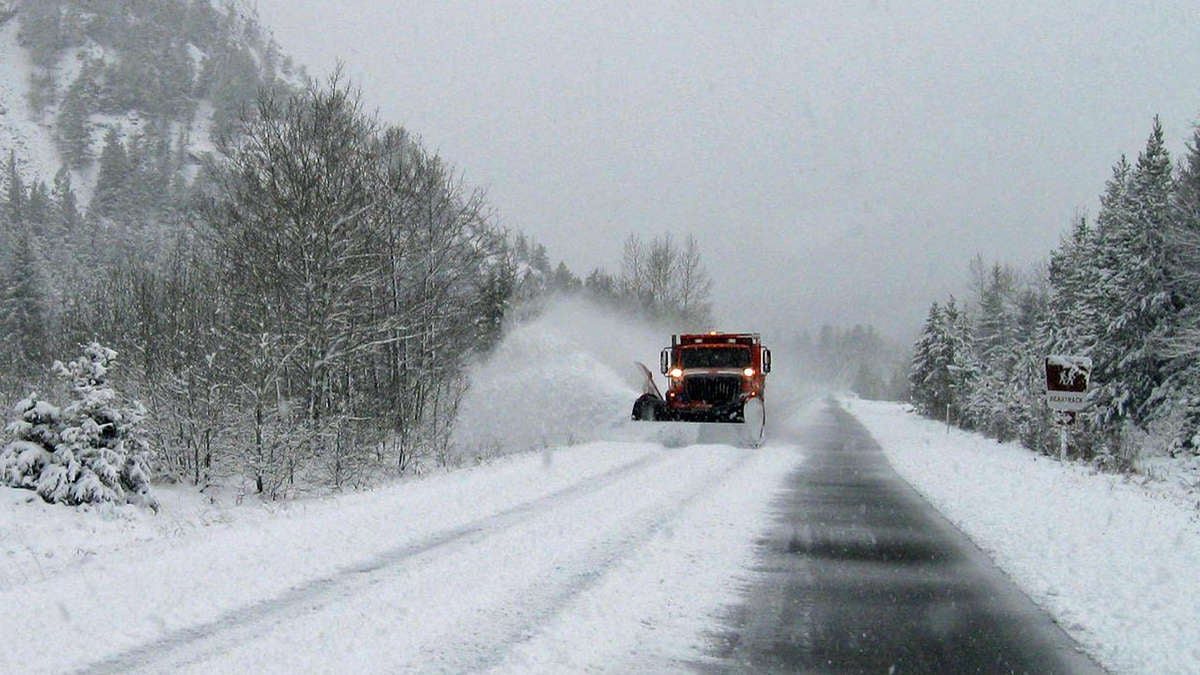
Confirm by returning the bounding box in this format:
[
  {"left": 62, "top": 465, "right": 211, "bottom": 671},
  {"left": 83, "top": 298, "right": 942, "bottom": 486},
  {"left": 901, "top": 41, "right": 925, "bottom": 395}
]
[
  {"left": 3, "top": 439, "right": 802, "bottom": 673},
  {"left": 7, "top": 287, "right": 1194, "bottom": 673},
  {"left": 847, "top": 397, "right": 1200, "bottom": 674},
  {"left": 6, "top": 393, "right": 1196, "bottom": 673}
]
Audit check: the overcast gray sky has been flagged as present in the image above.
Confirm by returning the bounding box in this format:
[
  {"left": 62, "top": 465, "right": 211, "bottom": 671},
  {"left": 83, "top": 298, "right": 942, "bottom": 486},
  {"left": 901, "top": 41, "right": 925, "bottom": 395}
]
[{"left": 253, "top": 0, "right": 1200, "bottom": 341}]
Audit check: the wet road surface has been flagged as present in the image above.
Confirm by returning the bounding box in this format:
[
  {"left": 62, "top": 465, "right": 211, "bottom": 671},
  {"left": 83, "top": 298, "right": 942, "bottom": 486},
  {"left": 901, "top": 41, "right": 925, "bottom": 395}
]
[{"left": 703, "top": 402, "right": 1102, "bottom": 674}]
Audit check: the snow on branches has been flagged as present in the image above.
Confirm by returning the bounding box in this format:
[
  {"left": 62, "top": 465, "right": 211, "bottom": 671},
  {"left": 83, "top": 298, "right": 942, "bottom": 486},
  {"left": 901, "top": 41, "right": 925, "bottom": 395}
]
[{"left": 0, "top": 343, "right": 156, "bottom": 509}]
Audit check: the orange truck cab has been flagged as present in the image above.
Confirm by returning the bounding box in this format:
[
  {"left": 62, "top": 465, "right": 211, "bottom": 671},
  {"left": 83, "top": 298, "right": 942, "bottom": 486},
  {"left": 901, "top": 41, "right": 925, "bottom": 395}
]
[{"left": 632, "top": 332, "right": 771, "bottom": 425}]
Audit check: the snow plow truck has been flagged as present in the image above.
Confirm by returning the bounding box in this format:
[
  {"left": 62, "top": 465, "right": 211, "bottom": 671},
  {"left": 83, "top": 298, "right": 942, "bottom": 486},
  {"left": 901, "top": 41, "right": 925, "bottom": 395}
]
[{"left": 632, "top": 332, "right": 771, "bottom": 446}]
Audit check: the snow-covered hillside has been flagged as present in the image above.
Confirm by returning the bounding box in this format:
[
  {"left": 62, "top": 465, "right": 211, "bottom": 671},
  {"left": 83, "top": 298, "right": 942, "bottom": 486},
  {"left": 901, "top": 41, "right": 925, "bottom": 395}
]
[
  {"left": 0, "top": 18, "right": 72, "bottom": 190},
  {"left": 0, "top": 1, "right": 293, "bottom": 203}
]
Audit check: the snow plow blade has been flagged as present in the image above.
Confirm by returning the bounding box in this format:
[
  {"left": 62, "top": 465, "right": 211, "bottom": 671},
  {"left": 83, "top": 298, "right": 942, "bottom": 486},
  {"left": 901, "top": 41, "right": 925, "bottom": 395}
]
[{"left": 631, "top": 354, "right": 767, "bottom": 447}]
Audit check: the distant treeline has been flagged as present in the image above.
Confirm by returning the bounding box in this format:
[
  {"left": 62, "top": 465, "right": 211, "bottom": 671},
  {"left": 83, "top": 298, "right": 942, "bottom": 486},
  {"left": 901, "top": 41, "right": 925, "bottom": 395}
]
[
  {"left": 517, "top": 230, "right": 714, "bottom": 331},
  {"left": 786, "top": 324, "right": 910, "bottom": 402},
  {"left": 910, "top": 117, "right": 1200, "bottom": 469}
]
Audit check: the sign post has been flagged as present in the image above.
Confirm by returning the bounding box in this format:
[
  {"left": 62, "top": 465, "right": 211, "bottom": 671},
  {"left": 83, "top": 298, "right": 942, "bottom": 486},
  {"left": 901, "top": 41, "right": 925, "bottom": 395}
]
[{"left": 1044, "top": 355, "right": 1092, "bottom": 461}]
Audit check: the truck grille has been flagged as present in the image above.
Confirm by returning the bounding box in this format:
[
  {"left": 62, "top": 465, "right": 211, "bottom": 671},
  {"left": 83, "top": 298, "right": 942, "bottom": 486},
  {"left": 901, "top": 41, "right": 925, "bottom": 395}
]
[{"left": 683, "top": 375, "right": 741, "bottom": 405}]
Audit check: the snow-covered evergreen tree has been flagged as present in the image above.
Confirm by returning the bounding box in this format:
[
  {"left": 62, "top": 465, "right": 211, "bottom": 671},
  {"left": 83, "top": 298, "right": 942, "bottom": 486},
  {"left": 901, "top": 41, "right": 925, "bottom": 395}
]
[
  {"left": 974, "top": 263, "right": 1016, "bottom": 364},
  {"left": 1046, "top": 214, "right": 1099, "bottom": 356},
  {"left": 910, "top": 298, "right": 977, "bottom": 424},
  {"left": 1146, "top": 126, "right": 1200, "bottom": 453},
  {"left": 3, "top": 150, "right": 25, "bottom": 226},
  {"left": 942, "top": 297, "right": 981, "bottom": 428},
  {"left": 0, "top": 395, "right": 61, "bottom": 496},
  {"left": 0, "top": 343, "right": 156, "bottom": 508},
  {"left": 89, "top": 128, "right": 130, "bottom": 222},
  {"left": 909, "top": 301, "right": 941, "bottom": 414},
  {"left": 1, "top": 221, "right": 48, "bottom": 367},
  {"left": 1090, "top": 120, "right": 1176, "bottom": 430}
]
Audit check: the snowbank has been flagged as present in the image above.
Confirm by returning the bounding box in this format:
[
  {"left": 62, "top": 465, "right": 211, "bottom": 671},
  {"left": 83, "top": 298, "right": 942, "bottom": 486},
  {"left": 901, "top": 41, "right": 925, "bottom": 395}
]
[{"left": 844, "top": 397, "right": 1200, "bottom": 675}]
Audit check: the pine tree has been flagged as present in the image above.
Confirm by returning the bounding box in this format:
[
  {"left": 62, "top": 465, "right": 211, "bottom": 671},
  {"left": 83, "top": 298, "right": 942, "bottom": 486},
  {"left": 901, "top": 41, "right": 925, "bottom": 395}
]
[
  {"left": 1094, "top": 119, "right": 1176, "bottom": 427},
  {"left": 473, "top": 254, "right": 515, "bottom": 353},
  {"left": 52, "top": 344, "right": 155, "bottom": 506},
  {"left": 1086, "top": 156, "right": 1135, "bottom": 426},
  {"left": 584, "top": 267, "right": 618, "bottom": 303},
  {"left": 1046, "top": 214, "right": 1099, "bottom": 356},
  {"left": 909, "top": 302, "right": 942, "bottom": 414},
  {"left": 51, "top": 166, "right": 81, "bottom": 237},
  {"left": 1, "top": 222, "right": 48, "bottom": 366},
  {"left": 25, "top": 180, "right": 52, "bottom": 238},
  {"left": 529, "top": 243, "right": 552, "bottom": 275},
  {"left": 89, "top": 128, "right": 129, "bottom": 221},
  {"left": 0, "top": 395, "right": 62, "bottom": 495},
  {"left": 975, "top": 263, "right": 1015, "bottom": 363},
  {"left": 1147, "top": 125, "right": 1200, "bottom": 452},
  {"left": 942, "top": 297, "right": 980, "bottom": 428},
  {"left": 967, "top": 263, "right": 1020, "bottom": 439},
  {"left": 0, "top": 344, "right": 156, "bottom": 507},
  {"left": 56, "top": 61, "right": 99, "bottom": 169},
  {"left": 16, "top": 0, "right": 70, "bottom": 69},
  {"left": 3, "top": 150, "right": 25, "bottom": 226},
  {"left": 550, "top": 261, "right": 581, "bottom": 293},
  {"left": 184, "top": 0, "right": 222, "bottom": 49},
  {"left": 909, "top": 297, "right": 977, "bottom": 425}
]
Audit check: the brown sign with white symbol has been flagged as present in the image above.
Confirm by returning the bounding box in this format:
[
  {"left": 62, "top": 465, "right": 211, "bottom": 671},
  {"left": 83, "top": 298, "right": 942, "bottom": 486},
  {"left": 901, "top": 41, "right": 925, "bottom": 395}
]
[{"left": 1044, "top": 355, "right": 1091, "bottom": 412}]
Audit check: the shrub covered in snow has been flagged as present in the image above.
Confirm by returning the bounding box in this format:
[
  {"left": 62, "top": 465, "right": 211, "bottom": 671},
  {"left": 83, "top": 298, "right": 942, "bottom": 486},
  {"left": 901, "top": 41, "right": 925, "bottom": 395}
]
[{"left": 0, "top": 343, "right": 156, "bottom": 509}]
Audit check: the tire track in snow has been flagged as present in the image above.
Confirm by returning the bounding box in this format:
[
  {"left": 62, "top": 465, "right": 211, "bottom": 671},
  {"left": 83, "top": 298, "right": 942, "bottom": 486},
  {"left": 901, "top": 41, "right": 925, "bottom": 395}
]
[
  {"left": 176, "top": 445, "right": 767, "bottom": 673},
  {"left": 445, "top": 446, "right": 762, "bottom": 672},
  {"left": 79, "top": 449, "right": 676, "bottom": 675}
]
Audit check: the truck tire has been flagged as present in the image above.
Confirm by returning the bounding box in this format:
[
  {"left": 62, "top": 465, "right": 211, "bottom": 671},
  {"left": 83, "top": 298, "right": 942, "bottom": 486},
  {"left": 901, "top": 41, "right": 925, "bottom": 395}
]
[{"left": 633, "top": 394, "right": 660, "bottom": 421}]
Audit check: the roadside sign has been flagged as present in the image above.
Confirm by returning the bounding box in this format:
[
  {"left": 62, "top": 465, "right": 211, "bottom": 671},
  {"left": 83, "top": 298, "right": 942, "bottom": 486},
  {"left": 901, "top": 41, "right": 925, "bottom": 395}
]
[{"left": 1044, "top": 355, "right": 1091, "bottom": 412}]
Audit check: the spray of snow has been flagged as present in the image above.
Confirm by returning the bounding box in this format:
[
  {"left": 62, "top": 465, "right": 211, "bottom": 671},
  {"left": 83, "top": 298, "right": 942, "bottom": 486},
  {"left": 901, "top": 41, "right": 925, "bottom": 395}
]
[
  {"left": 452, "top": 297, "right": 829, "bottom": 457},
  {"left": 452, "top": 296, "right": 670, "bottom": 459}
]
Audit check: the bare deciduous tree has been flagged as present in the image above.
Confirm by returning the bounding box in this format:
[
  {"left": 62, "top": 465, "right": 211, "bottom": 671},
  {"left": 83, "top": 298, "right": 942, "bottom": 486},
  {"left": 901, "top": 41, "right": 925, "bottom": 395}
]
[{"left": 620, "top": 232, "right": 712, "bottom": 326}]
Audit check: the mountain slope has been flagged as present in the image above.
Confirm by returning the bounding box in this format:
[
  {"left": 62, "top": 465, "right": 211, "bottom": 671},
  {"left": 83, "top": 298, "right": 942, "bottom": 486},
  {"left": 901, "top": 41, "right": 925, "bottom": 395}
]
[
  {"left": 0, "top": 0, "right": 300, "bottom": 202},
  {"left": 0, "top": 15, "right": 63, "bottom": 194}
]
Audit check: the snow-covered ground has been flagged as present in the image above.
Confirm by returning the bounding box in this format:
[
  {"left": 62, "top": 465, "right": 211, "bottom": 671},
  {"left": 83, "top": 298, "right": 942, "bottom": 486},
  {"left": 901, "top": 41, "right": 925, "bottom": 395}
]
[
  {"left": 0, "top": 300, "right": 807, "bottom": 672},
  {"left": 845, "top": 397, "right": 1200, "bottom": 675},
  {"left": 5, "top": 295, "right": 1197, "bottom": 673},
  {"left": 0, "top": 437, "right": 802, "bottom": 673}
]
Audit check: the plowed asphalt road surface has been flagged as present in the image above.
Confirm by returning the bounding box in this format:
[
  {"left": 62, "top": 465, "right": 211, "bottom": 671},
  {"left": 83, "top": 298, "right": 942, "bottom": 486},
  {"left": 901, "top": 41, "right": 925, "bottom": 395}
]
[{"left": 702, "top": 402, "right": 1101, "bottom": 673}]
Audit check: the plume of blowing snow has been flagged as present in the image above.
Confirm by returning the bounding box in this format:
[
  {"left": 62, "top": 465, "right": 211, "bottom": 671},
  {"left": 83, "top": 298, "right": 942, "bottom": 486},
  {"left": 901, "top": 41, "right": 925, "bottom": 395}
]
[{"left": 452, "top": 298, "right": 668, "bottom": 459}]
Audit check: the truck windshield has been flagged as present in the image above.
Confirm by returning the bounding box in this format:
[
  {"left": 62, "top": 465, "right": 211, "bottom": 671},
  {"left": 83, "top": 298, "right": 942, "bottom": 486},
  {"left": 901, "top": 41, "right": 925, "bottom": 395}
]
[{"left": 680, "top": 347, "right": 751, "bottom": 369}]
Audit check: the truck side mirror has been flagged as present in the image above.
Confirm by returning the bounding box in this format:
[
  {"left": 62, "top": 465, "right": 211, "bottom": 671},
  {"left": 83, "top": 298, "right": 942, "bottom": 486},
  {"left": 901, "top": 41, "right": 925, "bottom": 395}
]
[
  {"left": 762, "top": 348, "right": 772, "bottom": 374},
  {"left": 660, "top": 348, "right": 670, "bottom": 375}
]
